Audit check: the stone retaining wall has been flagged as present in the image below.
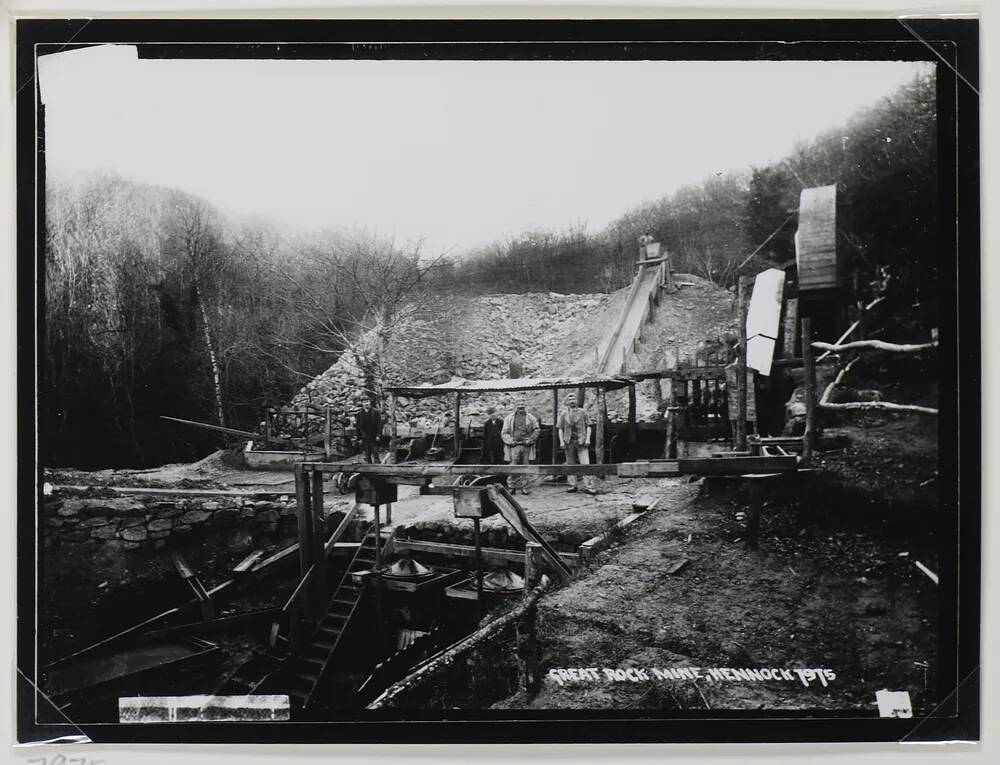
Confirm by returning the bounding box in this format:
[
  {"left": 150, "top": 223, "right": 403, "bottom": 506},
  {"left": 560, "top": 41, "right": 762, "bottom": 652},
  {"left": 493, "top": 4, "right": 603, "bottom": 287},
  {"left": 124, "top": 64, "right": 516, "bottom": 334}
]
[{"left": 43, "top": 493, "right": 298, "bottom": 551}]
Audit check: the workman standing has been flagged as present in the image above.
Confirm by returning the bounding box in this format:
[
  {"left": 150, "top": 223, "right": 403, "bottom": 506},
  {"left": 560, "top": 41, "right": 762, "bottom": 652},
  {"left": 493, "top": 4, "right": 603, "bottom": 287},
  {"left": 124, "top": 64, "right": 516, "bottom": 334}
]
[
  {"left": 355, "top": 398, "right": 382, "bottom": 463},
  {"left": 501, "top": 400, "right": 539, "bottom": 495},
  {"left": 481, "top": 406, "right": 505, "bottom": 464},
  {"left": 557, "top": 396, "right": 596, "bottom": 494}
]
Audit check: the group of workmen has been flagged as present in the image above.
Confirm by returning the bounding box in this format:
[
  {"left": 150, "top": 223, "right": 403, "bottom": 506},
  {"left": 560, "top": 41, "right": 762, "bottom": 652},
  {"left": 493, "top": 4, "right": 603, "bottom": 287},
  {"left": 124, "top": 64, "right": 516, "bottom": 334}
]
[
  {"left": 480, "top": 397, "right": 597, "bottom": 496},
  {"left": 351, "top": 395, "right": 597, "bottom": 496}
]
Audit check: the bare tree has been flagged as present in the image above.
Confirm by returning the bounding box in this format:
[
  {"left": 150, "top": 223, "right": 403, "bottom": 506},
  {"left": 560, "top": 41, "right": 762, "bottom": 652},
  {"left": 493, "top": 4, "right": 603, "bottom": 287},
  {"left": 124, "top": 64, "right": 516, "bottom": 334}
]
[
  {"left": 166, "top": 193, "right": 228, "bottom": 426},
  {"left": 272, "top": 229, "right": 446, "bottom": 405}
]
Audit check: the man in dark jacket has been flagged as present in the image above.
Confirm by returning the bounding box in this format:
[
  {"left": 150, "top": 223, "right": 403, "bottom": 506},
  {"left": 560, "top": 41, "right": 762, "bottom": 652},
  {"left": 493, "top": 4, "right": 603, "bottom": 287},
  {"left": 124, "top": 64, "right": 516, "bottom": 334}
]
[
  {"left": 481, "top": 407, "right": 504, "bottom": 464},
  {"left": 355, "top": 398, "right": 382, "bottom": 463}
]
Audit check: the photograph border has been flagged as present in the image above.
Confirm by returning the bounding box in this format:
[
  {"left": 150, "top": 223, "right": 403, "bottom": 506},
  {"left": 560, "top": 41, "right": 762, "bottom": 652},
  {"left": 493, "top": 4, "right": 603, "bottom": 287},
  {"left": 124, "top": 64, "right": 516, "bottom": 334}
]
[{"left": 14, "top": 16, "right": 981, "bottom": 745}]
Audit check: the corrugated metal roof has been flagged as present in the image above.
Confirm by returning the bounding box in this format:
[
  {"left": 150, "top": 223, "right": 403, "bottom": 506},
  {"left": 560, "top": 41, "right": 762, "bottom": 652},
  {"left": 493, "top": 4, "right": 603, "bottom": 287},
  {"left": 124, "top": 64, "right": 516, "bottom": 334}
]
[{"left": 388, "top": 375, "right": 633, "bottom": 398}]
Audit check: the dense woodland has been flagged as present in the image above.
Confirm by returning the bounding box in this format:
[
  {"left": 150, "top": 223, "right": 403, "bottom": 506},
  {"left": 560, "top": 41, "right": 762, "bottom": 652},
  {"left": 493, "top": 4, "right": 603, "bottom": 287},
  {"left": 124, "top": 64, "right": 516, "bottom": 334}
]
[{"left": 42, "top": 73, "right": 937, "bottom": 469}]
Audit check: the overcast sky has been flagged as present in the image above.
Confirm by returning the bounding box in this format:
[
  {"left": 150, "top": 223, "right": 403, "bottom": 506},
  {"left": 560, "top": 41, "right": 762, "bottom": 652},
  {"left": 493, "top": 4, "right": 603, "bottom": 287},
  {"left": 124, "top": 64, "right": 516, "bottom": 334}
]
[{"left": 38, "top": 46, "right": 931, "bottom": 256}]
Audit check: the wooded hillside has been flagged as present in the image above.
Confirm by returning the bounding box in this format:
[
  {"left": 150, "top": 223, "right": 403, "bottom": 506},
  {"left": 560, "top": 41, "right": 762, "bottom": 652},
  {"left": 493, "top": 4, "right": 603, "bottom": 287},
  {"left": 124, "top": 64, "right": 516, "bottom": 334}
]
[{"left": 42, "top": 72, "right": 936, "bottom": 469}]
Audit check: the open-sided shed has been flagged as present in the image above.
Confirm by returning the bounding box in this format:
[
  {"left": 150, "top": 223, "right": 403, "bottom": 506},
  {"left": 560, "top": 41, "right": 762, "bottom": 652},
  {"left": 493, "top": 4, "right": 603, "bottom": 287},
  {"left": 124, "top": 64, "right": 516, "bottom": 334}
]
[{"left": 386, "top": 375, "right": 635, "bottom": 464}]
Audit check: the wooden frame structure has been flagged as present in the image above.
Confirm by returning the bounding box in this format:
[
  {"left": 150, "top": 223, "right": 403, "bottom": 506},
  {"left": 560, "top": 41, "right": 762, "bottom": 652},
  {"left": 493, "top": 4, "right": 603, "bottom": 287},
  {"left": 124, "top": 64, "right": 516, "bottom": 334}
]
[{"left": 385, "top": 375, "right": 637, "bottom": 466}]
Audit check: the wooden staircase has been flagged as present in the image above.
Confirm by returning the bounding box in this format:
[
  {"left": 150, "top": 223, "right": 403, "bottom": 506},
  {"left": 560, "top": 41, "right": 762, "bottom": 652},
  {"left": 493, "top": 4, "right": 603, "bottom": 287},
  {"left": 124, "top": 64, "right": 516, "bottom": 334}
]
[{"left": 259, "top": 532, "right": 379, "bottom": 711}]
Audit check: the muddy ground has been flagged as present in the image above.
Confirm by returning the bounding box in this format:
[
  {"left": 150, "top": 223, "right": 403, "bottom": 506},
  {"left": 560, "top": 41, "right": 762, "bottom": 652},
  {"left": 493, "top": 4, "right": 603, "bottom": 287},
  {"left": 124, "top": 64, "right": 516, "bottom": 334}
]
[
  {"left": 495, "top": 454, "right": 939, "bottom": 714},
  {"left": 41, "top": 402, "right": 942, "bottom": 716}
]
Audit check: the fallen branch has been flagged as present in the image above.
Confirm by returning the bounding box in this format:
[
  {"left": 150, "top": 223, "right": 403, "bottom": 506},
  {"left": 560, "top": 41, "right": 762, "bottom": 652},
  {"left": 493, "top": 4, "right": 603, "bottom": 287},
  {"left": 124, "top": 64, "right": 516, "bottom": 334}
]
[
  {"left": 367, "top": 574, "right": 552, "bottom": 709},
  {"left": 812, "top": 339, "right": 938, "bottom": 354},
  {"left": 914, "top": 560, "right": 939, "bottom": 585},
  {"left": 819, "top": 357, "right": 860, "bottom": 406},
  {"left": 819, "top": 401, "right": 938, "bottom": 415},
  {"left": 816, "top": 296, "right": 886, "bottom": 362}
]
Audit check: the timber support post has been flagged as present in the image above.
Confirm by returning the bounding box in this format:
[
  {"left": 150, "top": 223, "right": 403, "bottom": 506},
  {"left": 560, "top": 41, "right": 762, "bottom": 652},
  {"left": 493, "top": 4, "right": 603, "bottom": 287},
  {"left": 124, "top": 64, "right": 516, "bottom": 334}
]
[
  {"left": 453, "top": 393, "right": 462, "bottom": 459},
  {"left": 310, "top": 469, "right": 327, "bottom": 614},
  {"left": 552, "top": 389, "right": 559, "bottom": 465},
  {"left": 665, "top": 406, "right": 678, "bottom": 459},
  {"left": 802, "top": 317, "right": 816, "bottom": 464},
  {"left": 524, "top": 542, "right": 543, "bottom": 592},
  {"left": 736, "top": 275, "right": 750, "bottom": 451},
  {"left": 293, "top": 464, "right": 316, "bottom": 622},
  {"left": 474, "top": 517, "right": 484, "bottom": 620},
  {"left": 595, "top": 387, "right": 607, "bottom": 464},
  {"left": 388, "top": 392, "right": 398, "bottom": 464},
  {"left": 373, "top": 504, "right": 382, "bottom": 570},
  {"left": 518, "top": 542, "right": 543, "bottom": 692},
  {"left": 627, "top": 383, "right": 637, "bottom": 454},
  {"left": 324, "top": 406, "right": 333, "bottom": 461}
]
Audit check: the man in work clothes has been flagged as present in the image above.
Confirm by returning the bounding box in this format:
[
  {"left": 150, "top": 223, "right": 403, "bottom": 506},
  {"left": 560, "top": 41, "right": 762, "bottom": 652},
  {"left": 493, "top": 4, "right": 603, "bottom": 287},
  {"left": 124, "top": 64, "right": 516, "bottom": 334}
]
[
  {"left": 355, "top": 398, "right": 382, "bottom": 463},
  {"left": 501, "top": 401, "right": 539, "bottom": 495},
  {"left": 558, "top": 396, "right": 596, "bottom": 494},
  {"left": 481, "top": 406, "right": 505, "bottom": 464}
]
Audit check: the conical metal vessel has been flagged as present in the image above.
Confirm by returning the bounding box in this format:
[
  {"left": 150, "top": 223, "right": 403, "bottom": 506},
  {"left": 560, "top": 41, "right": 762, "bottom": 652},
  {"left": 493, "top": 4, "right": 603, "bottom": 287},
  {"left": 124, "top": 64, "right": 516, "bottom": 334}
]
[{"left": 382, "top": 557, "right": 435, "bottom": 580}]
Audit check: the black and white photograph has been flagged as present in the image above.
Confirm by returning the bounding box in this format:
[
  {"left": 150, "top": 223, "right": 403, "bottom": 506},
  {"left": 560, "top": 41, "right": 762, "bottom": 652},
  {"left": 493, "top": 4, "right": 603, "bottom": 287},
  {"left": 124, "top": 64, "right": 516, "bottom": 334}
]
[{"left": 13, "top": 17, "right": 980, "bottom": 745}]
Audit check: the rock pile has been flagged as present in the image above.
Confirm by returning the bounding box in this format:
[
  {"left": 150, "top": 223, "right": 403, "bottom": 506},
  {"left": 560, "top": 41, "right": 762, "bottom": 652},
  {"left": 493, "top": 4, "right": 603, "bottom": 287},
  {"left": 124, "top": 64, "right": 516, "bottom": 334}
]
[
  {"left": 290, "top": 275, "right": 739, "bottom": 430},
  {"left": 291, "top": 291, "right": 616, "bottom": 428}
]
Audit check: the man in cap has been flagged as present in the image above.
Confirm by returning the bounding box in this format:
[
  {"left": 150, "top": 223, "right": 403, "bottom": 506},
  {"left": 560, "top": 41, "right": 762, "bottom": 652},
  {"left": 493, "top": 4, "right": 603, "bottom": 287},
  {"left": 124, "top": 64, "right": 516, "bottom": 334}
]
[
  {"left": 481, "top": 406, "right": 505, "bottom": 465},
  {"left": 557, "top": 395, "right": 596, "bottom": 495},
  {"left": 354, "top": 397, "right": 382, "bottom": 463},
  {"left": 501, "top": 400, "right": 539, "bottom": 495}
]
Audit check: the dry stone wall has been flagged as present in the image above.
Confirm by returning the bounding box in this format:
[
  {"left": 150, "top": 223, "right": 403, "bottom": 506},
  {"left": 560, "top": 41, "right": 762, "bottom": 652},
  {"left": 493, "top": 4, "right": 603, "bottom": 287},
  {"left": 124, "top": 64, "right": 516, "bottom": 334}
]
[{"left": 43, "top": 492, "right": 298, "bottom": 551}]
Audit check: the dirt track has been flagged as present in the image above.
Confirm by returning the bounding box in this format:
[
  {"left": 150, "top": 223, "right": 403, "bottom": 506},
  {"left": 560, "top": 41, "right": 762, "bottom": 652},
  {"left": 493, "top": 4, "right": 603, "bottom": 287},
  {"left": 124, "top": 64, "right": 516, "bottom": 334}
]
[{"left": 495, "top": 476, "right": 938, "bottom": 713}]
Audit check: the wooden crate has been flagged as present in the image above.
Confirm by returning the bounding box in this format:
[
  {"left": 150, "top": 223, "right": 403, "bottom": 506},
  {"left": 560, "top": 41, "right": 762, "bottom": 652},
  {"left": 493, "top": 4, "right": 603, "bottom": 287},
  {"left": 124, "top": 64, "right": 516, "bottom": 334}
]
[{"left": 451, "top": 485, "right": 498, "bottom": 519}]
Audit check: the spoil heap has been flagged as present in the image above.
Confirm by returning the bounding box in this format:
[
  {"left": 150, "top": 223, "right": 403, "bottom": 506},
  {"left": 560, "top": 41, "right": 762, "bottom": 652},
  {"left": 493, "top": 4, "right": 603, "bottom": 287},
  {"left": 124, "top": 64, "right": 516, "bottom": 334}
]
[{"left": 292, "top": 275, "right": 737, "bottom": 428}]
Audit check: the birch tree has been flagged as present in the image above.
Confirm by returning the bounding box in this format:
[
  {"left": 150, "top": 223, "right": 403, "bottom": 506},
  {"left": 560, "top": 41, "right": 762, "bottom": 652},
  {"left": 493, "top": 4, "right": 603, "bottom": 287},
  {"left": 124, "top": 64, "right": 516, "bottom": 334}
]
[{"left": 166, "top": 193, "right": 228, "bottom": 427}]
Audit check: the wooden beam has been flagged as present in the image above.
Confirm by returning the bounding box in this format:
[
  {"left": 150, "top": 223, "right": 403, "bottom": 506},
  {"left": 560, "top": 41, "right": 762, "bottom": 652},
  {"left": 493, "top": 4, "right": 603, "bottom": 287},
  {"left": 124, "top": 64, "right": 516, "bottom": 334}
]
[
  {"left": 453, "top": 392, "right": 462, "bottom": 456},
  {"left": 578, "top": 510, "right": 649, "bottom": 560},
  {"left": 310, "top": 469, "right": 327, "bottom": 613},
  {"left": 142, "top": 608, "right": 281, "bottom": 640},
  {"left": 232, "top": 550, "right": 264, "bottom": 575},
  {"left": 519, "top": 542, "right": 543, "bottom": 691},
  {"left": 552, "top": 389, "right": 559, "bottom": 465},
  {"left": 595, "top": 387, "right": 606, "bottom": 464},
  {"left": 367, "top": 575, "right": 552, "bottom": 709},
  {"left": 388, "top": 393, "right": 398, "bottom": 464},
  {"left": 524, "top": 542, "right": 544, "bottom": 592},
  {"left": 736, "top": 275, "right": 749, "bottom": 451},
  {"left": 294, "top": 464, "right": 313, "bottom": 580},
  {"left": 802, "top": 317, "right": 816, "bottom": 464},
  {"left": 300, "top": 456, "right": 797, "bottom": 478},
  {"left": 629, "top": 365, "right": 728, "bottom": 381},
  {"left": 782, "top": 297, "right": 799, "bottom": 358},
  {"left": 159, "top": 415, "right": 289, "bottom": 448},
  {"left": 627, "top": 383, "right": 637, "bottom": 449},
  {"left": 392, "top": 538, "right": 579, "bottom": 568}
]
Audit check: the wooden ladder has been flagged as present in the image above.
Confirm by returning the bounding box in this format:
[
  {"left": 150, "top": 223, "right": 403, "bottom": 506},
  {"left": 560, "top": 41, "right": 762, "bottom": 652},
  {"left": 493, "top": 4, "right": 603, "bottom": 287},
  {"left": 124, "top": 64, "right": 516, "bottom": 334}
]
[{"left": 275, "top": 531, "right": 380, "bottom": 711}]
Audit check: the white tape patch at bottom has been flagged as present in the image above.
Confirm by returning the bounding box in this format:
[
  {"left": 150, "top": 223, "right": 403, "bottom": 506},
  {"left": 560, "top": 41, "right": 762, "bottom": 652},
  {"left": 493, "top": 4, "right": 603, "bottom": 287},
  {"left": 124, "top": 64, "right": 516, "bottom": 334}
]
[
  {"left": 119, "top": 694, "right": 290, "bottom": 722},
  {"left": 875, "top": 689, "right": 913, "bottom": 718}
]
